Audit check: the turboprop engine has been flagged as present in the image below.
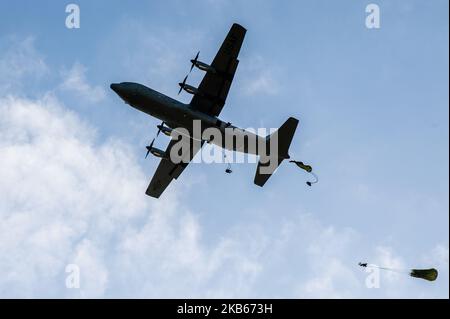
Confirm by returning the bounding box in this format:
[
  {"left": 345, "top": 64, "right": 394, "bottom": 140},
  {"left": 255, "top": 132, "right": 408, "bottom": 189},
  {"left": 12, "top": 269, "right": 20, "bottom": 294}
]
[{"left": 157, "top": 124, "right": 172, "bottom": 137}]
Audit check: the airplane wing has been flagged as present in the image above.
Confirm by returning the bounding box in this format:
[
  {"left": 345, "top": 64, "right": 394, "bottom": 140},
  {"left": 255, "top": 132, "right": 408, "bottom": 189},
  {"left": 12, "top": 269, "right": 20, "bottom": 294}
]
[
  {"left": 190, "top": 23, "right": 246, "bottom": 117},
  {"left": 146, "top": 137, "right": 204, "bottom": 198},
  {"left": 147, "top": 24, "right": 246, "bottom": 198}
]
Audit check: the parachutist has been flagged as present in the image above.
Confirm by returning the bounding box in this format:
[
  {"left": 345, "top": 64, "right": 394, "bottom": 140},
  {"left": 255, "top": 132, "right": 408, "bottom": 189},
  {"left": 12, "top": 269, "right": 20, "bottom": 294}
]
[
  {"left": 289, "top": 160, "right": 318, "bottom": 186},
  {"left": 357, "top": 262, "right": 438, "bottom": 282},
  {"left": 224, "top": 154, "right": 232, "bottom": 174}
]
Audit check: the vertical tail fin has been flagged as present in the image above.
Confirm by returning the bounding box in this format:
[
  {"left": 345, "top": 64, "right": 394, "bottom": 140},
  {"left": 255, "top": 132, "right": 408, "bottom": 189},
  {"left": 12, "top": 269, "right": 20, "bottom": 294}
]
[{"left": 254, "top": 117, "right": 299, "bottom": 187}]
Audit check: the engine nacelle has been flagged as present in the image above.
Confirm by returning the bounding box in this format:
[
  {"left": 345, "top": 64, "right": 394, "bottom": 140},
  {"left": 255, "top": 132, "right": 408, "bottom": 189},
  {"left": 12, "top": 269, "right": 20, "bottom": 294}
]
[
  {"left": 149, "top": 147, "right": 167, "bottom": 159},
  {"left": 180, "top": 84, "right": 199, "bottom": 95},
  {"left": 157, "top": 124, "right": 172, "bottom": 137},
  {"left": 192, "top": 60, "right": 216, "bottom": 73}
]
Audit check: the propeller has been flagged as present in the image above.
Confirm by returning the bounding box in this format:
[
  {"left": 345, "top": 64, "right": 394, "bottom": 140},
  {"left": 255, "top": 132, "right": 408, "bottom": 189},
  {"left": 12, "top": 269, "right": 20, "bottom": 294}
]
[
  {"left": 146, "top": 121, "right": 168, "bottom": 158},
  {"left": 178, "top": 75, "right": 188, "bottom": 95},
  {"left": 190, "top": 51, "right": 200, "bottom": 72},
  {"left": 145, "top": 138, "right": 155, "bottom": 159},
  {"left": 156, "top": 121, "right": 165, "bottom": 137}
]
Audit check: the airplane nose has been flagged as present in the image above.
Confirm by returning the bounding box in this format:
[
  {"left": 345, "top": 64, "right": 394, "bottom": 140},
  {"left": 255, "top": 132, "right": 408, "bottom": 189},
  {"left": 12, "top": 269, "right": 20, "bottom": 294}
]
[
  {"left": 110, "top": 83, "right": 119, "bottom": 92},
  {"left": 110, "top": 83, "right": 130, "bottom": 104}
]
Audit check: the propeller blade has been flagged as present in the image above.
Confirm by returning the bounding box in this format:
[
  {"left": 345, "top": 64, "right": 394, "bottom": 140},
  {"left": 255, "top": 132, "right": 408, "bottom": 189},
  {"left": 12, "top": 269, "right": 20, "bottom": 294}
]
[
  {"left": 156, "top": 121, "right": 166, "bottom": 137},
  {"left": 190, "top": 51, "right": 200, "bottom": 73},
  {"left": 178, "top": 75, "right": 188, "bottom": 94},
  {"left": 145, "top": 138, "right": 155, "bottom": 159}
]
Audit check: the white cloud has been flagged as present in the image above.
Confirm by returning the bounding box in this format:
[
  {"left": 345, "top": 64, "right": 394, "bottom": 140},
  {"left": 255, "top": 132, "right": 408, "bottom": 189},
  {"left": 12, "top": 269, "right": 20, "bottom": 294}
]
[
  {"left": 372, "top": 246, "right": 408, "bottom": 286},
  {"left": 0, "top": 96, "right": 366, "bottom": 297},
  {"left": 0, "top": 94, "right": 445, "bottom": 297},
  {"left": 71, "top": 239, "right": 109, "bottom": 298},
  {"left": 0, "top": 94, "right": 145, "bottom": 297},
  {"left": 298, "top": 258, "right": 360, "bottom": 298},
  {"left": 243, "top": 72, "right": 279, "bottom": 96},
  {"left": 60, "top": 62, "right": 106, "bottom": 103},
  {"left": 428, "top": 244, "right": 449, "bottom": 269},
  {"left": 240, "top": 56, "right": 280, "bottom": 96},
  {"left": 0, "top": 37, "right": 48, "bottom": 93},
  {"left": 0, "top": 94, "right": 269, "bottom": 297},
  {"left": 422, "top": 243, "right": 449, "bottom": 297},
  {"left": 104, "top": 21, "right": 206, "bottom": 97}
]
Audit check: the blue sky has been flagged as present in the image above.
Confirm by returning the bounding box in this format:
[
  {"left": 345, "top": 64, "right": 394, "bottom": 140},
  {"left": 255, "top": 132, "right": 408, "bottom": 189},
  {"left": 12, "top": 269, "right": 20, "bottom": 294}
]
[{"left": 0, "top": 0, "right": 448, "bottom": 298}]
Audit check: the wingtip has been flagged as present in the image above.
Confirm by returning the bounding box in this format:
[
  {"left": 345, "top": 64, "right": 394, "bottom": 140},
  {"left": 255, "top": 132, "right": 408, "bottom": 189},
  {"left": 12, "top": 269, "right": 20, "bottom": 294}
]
[
  {"left": 232, "top": 23, "right": 247, "bottom": 32},
  {"left": 145, "top": 191, "right": 161, "bottom": 199}
]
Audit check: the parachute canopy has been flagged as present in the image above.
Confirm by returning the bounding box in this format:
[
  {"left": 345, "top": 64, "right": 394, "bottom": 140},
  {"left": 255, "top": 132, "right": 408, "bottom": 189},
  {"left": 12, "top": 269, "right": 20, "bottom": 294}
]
[
  {"left": 410, "top": 268, "right": 438, "bottom": 282},
  {"left": 289, "top": 160, "right": 312, "bottom": 173}
]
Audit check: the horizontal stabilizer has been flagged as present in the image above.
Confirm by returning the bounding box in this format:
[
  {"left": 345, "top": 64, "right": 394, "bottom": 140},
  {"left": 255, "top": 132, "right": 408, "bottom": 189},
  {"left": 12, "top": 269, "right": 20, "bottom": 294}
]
[
  {"left": 254, "top": 117, "right": 299, "bottom": 187},
  {"left": 254, "top": 157, "right": 284, "bottom": 187}
]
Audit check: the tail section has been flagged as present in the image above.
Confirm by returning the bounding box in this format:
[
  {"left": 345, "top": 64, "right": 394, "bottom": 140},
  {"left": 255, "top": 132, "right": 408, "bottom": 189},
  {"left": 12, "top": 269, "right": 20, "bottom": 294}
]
[{"left": 254, "top": 117, "right": 299, "bottom": 187}]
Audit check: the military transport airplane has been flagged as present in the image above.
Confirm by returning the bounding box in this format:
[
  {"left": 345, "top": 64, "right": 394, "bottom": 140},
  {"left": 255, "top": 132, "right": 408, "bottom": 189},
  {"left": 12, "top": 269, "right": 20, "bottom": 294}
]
[{"left": 111, "top": 23, "right": 299, "bottom": 198}]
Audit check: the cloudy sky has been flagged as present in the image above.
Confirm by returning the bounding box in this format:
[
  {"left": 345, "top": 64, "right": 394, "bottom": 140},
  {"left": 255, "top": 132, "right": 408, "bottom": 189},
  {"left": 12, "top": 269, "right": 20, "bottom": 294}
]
[{"left": 0, "top": 0, "right": 448, "bottom": 298}]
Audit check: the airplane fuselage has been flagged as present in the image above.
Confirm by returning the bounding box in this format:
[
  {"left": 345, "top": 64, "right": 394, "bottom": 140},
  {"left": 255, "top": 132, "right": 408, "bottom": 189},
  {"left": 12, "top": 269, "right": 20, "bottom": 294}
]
[{"left": 111, "top": 82, "right": 266, "bottom": 155}]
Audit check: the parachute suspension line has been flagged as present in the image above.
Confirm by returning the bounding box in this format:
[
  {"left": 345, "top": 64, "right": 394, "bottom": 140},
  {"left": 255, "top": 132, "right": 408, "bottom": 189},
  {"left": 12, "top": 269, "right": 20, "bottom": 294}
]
[
  {"left": 307, "top": 172, "right": 319, "bottom": 187},
  {"left": 359, "top": 262, "right": 439, "bottom": 281},
  {"left": 289, "top": 160, "right": 318, "bottom": 186},
  {"left": 367, "top": 264, "right": 409, "bottom": 274},
  {"left": 360, "top": 262, "right": 405, "bottom": 272},
  {"left": 171, "top": 129, "right": 204, "bottom": 142}
]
